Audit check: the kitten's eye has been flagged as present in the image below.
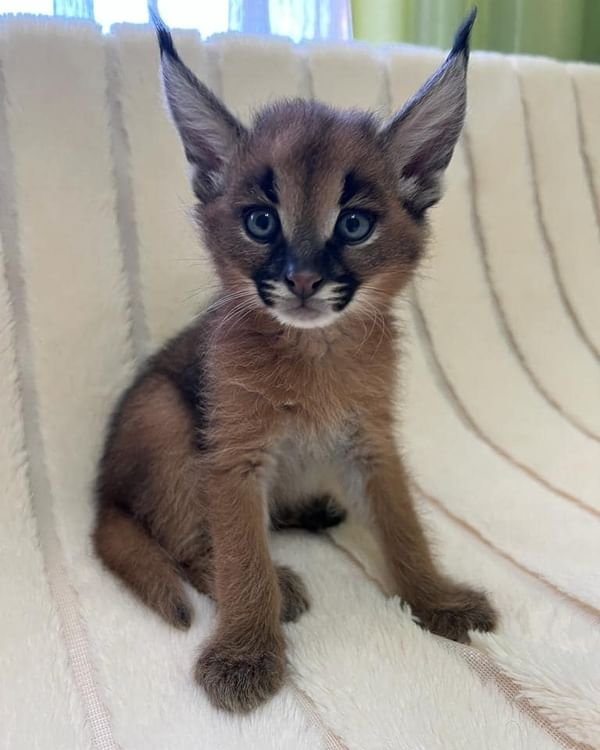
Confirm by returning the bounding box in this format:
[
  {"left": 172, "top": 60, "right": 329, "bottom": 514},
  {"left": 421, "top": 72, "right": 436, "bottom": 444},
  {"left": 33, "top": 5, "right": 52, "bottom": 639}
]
[
  {"left": 244, "top": 208, "right": 280, "bottom": 243},
  {"left": 335, "top": 210, "right": 375, "bottom": 244}
]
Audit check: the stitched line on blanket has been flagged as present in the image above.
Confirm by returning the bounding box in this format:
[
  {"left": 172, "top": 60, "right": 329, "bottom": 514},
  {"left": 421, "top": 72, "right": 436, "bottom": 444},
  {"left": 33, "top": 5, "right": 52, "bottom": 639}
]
[
  {"left": 415, "top": 491, "right": 598, "bottom": 750},
  {"left": 463, "top": 129, "right": 600, "bottom": 443},
  {"left": 569, "top": 71, "right": 600, "bottom": 256},
  {"left": 325, "top": 529, "right": 595, "bottom": 750},
  {"left": 410, "top": 290, "right": 600, "bottom": 522},
  {"left": 416, "top": 485, "right": 600, "bottom": 623},
  {"left": 290, "top": 682, "right": 352, "bottom": 750},
  {"left": 514, "top": 63, "right": 600, "bottom": 362},
  {"left": 0, "top": 35, "right": 119, "bottom": 750},
  {"left": 105, "top": 35, "right": 149, "bottom": 361}
]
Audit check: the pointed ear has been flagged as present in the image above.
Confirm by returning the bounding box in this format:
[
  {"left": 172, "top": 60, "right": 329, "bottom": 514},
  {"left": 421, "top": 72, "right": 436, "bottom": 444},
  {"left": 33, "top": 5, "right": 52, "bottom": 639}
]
[
  {"left": 380, "top": 8, "right": 477, "bottom": 219},
  {"left": 151, "top": 11, "right": 246, "bottom": 202}
]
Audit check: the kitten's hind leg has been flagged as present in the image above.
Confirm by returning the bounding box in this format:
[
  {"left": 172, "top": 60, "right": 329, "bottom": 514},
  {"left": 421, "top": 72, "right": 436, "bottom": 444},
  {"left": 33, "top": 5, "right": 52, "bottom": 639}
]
[
  {"left": 271, "top": 494, "right": 347, "bottom": 533},
  {"left": 276, "top": 566, "right": 310, "bottom": 622},
  {"left": 180, "top": 549, "right": 214, "bottom": 597},
  {"left": 94, "top": 506, "right": 193, "bottom": 630}
]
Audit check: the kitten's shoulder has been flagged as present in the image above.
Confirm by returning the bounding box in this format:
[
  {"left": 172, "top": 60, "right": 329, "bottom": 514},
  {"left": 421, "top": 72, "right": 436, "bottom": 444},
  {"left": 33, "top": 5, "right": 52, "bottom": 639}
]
[{"left": 147, "top": 311, "right": 214, "bottom": 410}]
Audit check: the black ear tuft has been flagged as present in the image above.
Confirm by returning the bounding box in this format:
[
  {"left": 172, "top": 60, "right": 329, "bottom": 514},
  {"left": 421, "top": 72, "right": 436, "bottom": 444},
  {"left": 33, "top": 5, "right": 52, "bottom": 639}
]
[
  {"left": 148, "top": 5, "right": 179, "bottom": 61},
  {"left": 450, "top": 6, "right": 477, "bottom": 59}
]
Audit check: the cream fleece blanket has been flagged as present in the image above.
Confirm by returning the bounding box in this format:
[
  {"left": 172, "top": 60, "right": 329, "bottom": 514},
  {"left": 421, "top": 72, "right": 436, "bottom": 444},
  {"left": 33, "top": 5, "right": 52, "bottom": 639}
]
[{"left": 0, "top": 17, "right": 599, "bottom": 750}]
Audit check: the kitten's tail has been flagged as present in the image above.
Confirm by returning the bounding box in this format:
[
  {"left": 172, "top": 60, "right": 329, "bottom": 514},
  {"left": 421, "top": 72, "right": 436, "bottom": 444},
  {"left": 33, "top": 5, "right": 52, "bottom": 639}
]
[{"left": 93, "top": 506, "right": 192, "bottom": 629}]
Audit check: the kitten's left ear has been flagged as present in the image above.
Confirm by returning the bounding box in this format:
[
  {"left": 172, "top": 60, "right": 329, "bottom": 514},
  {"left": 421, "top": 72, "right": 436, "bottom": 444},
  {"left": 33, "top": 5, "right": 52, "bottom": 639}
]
[
  {"left": 150, "top": 9, "right": 246, "bottom": 202},
  {"left": 380, "top": 8, "right": 477, "bottom": 219}
]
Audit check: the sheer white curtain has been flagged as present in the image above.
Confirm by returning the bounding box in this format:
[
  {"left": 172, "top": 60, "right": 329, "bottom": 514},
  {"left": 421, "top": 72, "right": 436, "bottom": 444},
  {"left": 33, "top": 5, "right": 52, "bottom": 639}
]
[
  {"left": 0, "top": 0, "right": 352, "bottom": 40},
  {"left": 228, "top": 0, "right": 351, "bottom": 41}
]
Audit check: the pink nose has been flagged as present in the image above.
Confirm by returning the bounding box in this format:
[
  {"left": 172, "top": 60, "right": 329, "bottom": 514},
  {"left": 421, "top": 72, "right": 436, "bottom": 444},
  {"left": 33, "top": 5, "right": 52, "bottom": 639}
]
[{"left": 285, "top": 270, "right": 324, "bottom": 299}]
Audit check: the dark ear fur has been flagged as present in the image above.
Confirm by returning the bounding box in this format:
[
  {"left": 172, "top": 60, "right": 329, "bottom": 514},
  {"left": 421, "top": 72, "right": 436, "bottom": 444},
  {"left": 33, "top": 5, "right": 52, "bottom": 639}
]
[
  {"left": 150, "top": 9, "right": 246, "bottom": 202},
  {"left": 380, "top": 8, "right": 477, "bottom": 219}
]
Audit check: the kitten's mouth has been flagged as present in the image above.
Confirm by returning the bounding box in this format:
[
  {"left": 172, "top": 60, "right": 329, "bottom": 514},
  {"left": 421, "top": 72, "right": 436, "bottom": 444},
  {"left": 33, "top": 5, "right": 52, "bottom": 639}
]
[
  {"left": 274, "top": 298, "right": 339, "bottom": 329},
  {"left": 287, "top": 302, "right": 326, "bottom": 319}
]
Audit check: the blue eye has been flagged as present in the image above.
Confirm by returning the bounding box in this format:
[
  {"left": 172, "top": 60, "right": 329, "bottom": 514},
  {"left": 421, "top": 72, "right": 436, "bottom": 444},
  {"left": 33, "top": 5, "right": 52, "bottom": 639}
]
[
  {"left": 335, "top": 210, "right": 375, "bottom": 244},
  {"left": 244, "top": 208, "right": 280, "bottom": 243}
]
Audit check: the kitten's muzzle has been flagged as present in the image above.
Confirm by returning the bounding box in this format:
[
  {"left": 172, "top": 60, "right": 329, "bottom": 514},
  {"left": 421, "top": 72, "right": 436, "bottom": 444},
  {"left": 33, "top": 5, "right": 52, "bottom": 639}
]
[{"left": 284, "top": 265, "right": 324, "bottom": 300}]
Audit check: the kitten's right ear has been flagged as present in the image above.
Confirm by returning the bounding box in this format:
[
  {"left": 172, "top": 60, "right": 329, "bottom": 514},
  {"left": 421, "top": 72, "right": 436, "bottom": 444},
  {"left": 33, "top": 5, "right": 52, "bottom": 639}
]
[{"left": 150, "top": 9, "right": 246, "bottom": 201}]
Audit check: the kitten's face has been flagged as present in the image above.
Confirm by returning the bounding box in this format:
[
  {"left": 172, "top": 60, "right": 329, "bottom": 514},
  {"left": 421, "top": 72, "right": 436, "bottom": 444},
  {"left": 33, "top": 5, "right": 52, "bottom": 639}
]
[
  {"left": 155, "top": 10, "right": 474, "bottom": 329},
  {"left": 201, "top": 102, "right": 423, "bottom": 329}
]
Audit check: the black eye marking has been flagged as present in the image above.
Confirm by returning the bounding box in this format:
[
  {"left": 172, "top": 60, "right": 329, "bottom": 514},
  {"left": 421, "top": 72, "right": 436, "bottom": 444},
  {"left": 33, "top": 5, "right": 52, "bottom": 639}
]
[
  {"left": 244, "top": 207, "right": 280, "bottom": 243},
  {"left": 340, "top": 171, "right": 378, "bottom": 206},
  {"left": 340, "top": 172, "right": 360, "bottom": 204},
  {"left": 253, "top": 237, "right": 289, "bottom": 306},
  {"left": 259, "top": 167, "right": 278, "bottom": 204},
  {"left": 322, "top": 243, "right": 359, "bottom": 311},
  {"left": 335, "top": 209, "right": 376, "bottom": 244}
]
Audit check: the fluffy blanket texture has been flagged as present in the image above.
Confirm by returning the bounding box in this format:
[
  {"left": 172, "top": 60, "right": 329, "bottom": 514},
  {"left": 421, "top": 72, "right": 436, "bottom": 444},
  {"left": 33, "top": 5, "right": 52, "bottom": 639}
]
[{"left": 0, "top": 17, "right": 598, "bottom": 750}]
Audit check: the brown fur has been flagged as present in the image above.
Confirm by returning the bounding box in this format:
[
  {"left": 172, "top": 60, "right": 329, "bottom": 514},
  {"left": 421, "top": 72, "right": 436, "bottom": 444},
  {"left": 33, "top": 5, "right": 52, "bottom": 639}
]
[{"left": 94, "top": 12, "right": 496, "bottom": 714}]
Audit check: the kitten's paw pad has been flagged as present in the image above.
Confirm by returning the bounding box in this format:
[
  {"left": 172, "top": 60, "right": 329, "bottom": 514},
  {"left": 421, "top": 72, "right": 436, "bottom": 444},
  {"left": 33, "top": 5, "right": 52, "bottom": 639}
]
[
  {"left": 196, "top": 639, "right": 285, "bottom": 713},
  {"left": 272, "top": 495, "right": 346, "bottom": 533},
  {"left": 277, "top": 566, "right": 310, "bottom": 623},
  {"left": 414, "top": 588, "right": 497, "bottom": 644}
]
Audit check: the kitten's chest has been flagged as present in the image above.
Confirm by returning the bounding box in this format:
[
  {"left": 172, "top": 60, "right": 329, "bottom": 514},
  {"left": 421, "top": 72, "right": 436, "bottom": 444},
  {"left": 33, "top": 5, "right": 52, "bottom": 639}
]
[
  {"left": 213, "top": 322, "right": 394, "bottom": 432},
  {"left": 262, "top": 343, "right": 381, "bottom": 422},
  {"left": 269, "top": 423, "right": 353, "bottom": 505}
]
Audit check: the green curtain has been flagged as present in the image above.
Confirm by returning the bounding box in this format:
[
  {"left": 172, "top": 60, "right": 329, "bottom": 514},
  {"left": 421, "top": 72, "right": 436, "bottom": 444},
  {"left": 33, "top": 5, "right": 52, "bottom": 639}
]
[{"left": 352, "top": 0, "right": 600, "bottom": 63}]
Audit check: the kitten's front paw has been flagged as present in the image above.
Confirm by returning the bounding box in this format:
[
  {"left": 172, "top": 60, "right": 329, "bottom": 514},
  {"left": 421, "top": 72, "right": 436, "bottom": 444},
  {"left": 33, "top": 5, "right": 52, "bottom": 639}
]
[
  {"left": 277, "top": 565, "right": 310, "bottom": 622},
  {"left": 413, "top": 586, "right": 497, "bottom": 644},
  {"left": 195, "top": 635, "right": 286, "bottom": 713}
]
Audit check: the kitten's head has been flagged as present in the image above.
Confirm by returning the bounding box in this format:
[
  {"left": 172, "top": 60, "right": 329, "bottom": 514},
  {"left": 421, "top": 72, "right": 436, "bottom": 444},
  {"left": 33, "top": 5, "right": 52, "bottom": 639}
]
[{"left": 153, "top": 10, "right": 476, "bottom": 329}]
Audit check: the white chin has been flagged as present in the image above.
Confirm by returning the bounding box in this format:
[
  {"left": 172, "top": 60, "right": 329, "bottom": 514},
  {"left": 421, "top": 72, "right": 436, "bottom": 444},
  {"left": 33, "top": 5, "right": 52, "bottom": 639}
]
[{"left": 271, "top": 304, "right": 340, "bottom": 329}]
